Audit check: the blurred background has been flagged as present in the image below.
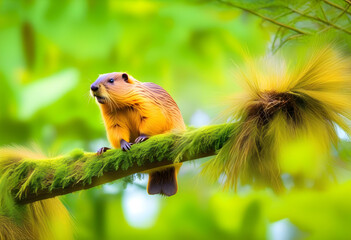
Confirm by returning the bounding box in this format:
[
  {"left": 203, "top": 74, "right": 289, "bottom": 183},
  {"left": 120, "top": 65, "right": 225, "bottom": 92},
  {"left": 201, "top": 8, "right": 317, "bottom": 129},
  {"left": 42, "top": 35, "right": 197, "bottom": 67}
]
[{"left": 1, "top": 0, "right": 351, "bottom": 239}]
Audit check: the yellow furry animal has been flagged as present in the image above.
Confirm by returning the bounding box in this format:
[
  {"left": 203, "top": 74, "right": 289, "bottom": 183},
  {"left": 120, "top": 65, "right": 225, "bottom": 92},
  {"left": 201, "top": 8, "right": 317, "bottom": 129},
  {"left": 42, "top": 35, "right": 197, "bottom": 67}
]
[
  {"left": 205, "top": 43, "right": 351, "bottom": 191},
  {"left": 0, "top": 146, "right": 72, "bottom": 240},
  {"left": 91, "top": 72, "right": 186, "bottom": 196}
]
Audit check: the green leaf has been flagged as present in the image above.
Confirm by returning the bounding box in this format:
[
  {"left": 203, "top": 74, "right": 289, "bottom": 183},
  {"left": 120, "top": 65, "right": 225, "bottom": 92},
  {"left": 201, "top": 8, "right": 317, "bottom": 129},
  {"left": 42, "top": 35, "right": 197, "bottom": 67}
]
[{"left": 18, "top": 69, "right": 79, "bottom": 119}]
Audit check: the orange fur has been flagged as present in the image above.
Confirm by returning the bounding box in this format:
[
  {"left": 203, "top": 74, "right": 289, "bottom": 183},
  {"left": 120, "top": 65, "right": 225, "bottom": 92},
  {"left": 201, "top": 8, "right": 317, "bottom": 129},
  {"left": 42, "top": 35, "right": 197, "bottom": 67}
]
[{"left": 91, "top": 72, "right": 186, "bottom": 195}]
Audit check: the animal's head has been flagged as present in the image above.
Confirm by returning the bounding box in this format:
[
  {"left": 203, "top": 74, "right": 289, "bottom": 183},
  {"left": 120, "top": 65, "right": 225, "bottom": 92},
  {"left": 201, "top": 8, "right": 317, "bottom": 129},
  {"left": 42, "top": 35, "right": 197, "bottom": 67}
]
[{"left": 90, "top": 72, "right": 140, "bottom": 107}]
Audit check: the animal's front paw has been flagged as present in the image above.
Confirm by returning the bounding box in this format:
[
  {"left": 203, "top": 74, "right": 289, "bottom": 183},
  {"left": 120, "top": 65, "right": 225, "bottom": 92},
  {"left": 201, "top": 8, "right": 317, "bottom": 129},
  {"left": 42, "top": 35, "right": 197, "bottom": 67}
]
[
  {"left": 120, "top": 139, "right": 133, "bottom": 151},
  {"left": 135, "top": 134, "right": 149, "bottom": 144},
  {"left": 97, "top": 147, "right": 111, "bottom": 155}
]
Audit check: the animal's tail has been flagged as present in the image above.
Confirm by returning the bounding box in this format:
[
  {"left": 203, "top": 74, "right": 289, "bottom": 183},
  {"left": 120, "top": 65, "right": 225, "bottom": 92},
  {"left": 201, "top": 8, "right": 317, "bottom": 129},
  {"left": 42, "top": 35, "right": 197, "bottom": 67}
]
[
  {"left": 204, "top": 43, "right": 351, "bottom": 191},
  {"left": 147, "top": 164, "right": 181, "bottom": 196},
  {"left": 0, "top": 146, "right": 73, "bottom": 240}
]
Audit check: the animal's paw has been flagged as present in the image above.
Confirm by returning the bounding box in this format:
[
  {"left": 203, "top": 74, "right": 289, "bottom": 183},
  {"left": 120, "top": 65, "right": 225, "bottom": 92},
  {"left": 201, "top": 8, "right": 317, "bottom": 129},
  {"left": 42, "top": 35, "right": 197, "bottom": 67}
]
[
  {"left": 121, "top": 139, "right": 133, "bottom": 151},
  {"left": 97, "top": 147, "right": 111, "bottom": 155},
  {"left": 135, "top": 134, "right": 149, "bottom": 144}
]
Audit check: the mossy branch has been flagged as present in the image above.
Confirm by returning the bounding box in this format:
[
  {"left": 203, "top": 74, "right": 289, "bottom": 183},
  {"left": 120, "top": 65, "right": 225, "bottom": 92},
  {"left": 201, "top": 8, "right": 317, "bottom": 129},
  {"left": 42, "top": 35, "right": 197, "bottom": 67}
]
[{"left": 3, "top": 124, "right": 236, "bottom": 205}]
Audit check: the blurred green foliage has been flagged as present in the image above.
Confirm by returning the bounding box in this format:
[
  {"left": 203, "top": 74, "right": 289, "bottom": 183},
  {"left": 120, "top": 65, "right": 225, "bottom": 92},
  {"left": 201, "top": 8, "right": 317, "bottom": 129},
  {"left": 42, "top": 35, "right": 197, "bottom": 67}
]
[
  {"left": 1, "top": 0, "right": 351, "bottom": 239},
  {"left": 218, "top": 0, "right": 351, "bottom": 52}
]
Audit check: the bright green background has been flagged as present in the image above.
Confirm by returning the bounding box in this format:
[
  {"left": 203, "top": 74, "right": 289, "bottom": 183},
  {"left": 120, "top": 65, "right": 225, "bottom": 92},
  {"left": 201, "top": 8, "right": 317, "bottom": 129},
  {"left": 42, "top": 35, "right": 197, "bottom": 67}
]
[{"left": 1, "top": 1, "right": 351, "bottom": 239}]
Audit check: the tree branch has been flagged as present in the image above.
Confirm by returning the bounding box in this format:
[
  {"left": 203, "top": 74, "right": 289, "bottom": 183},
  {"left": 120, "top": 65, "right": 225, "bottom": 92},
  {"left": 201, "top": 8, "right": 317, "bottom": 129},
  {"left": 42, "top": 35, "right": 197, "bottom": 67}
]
[{"left": 4, "top": 124, "right": 236, "bottom": 204}]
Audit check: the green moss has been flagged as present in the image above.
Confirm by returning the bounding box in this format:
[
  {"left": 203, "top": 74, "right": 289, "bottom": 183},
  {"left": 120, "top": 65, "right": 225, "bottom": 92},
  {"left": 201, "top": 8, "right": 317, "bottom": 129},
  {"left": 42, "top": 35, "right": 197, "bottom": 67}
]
[
  {"left": 0, "top": 123, "right": 236, "bottom": 216},
  {"left": 68, "top": 149, "right": 85, "bottom": 159}
]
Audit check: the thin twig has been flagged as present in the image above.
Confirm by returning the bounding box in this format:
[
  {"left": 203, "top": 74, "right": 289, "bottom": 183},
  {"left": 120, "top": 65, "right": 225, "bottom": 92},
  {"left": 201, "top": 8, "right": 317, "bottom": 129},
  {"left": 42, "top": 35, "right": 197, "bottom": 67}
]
[
  {"left": 319, "top": 1, "right": 329, "bottom": 21},
  {"left": 217, "top": 0, "right": 308, "bottom": 35},
  {"left": 290, "top": 7, "right": 351, "bottom": 35},
  {"left": 273, "top": 34, "right": 304, "bottom": 54},
  {"left": 332, "top": 3, "right": 350, "bottom": 23},
  {"left": 323, "top": 0, "right": 351, "bottom": 16},
  {"left": 271, "top": 27, "right": 282, "bottom": 50}
]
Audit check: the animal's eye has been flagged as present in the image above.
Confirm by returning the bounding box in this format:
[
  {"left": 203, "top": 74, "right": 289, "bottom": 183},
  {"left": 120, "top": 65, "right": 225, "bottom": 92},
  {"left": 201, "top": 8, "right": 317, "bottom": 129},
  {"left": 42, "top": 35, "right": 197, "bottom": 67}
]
[{"left": 108, "top": 78, "right": 114, "bottom": 83}]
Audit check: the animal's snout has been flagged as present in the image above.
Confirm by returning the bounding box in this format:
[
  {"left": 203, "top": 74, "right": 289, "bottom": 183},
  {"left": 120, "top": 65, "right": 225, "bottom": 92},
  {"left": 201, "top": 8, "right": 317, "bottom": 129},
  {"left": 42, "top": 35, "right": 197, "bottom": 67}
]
[{"left": 91, "top": 84, "right": 99, "bottom": 92}]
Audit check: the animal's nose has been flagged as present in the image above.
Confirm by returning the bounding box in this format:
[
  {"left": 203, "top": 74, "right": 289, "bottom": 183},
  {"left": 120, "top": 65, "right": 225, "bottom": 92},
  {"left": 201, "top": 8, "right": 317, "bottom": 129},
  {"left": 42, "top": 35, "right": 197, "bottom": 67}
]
[{"left": 91, "top": 85, "right": 99, "bottom": 91}]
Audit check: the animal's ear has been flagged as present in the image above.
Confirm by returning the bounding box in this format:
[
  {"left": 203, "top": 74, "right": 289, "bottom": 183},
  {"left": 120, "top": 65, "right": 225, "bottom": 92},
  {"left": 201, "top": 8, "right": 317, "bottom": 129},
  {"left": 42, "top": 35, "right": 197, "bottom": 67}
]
[{"left": 122, "top": 73, "right": 129, "bottom": 83}]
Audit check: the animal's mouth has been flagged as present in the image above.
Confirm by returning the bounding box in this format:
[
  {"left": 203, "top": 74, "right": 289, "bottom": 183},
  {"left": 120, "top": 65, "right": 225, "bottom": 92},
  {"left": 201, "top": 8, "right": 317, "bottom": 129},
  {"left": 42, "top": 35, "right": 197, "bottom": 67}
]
[
  {"left": 95, "top": 95, "right": 106, "bottom": 104},
  {"left": 90, "top": 88, "right": 107, "bottom": 104}
]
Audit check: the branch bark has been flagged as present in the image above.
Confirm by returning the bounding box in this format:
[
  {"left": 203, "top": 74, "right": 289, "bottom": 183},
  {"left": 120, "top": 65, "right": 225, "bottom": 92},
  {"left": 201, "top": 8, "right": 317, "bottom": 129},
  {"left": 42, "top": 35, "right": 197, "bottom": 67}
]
[{"left": 6, "top": 124, "right": 236, "bottom": 204}]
